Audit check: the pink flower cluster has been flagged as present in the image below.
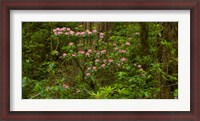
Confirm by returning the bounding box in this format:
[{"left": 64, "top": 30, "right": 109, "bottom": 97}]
[
  {"left": 86, "top": 66, "right": 97, "bottom": 76},
  {"left": 86, "top": 73, "right": 90, "bottom": 76},
  {"left": 53, "top": 27, "right": 99, "bottom": 37},
  {"left": 85, "top": 52, "right": 90, "bottom": 57},
  {"left": 53, "top": 27, "right": 71, "bottom": 35},
  {"left": 72, "top": 49, "right": 110, "bottom": 57},
  {"left": 100, "top": 33, "right": 104, "bottom": 38},
  {"left": 69, "top": 42, "right": 73, "bottom": 46},
  {"left": 63, "top": 53, "right": 67, "bottom": 57},
  {"left": 108, "top": 59, "right": 113, "bottom": 63},
  {"left": 72, "top": 54, "right": 76, "bottom": 57},
  {"left": 120, "top": 50, "right": 126, "bottom": 53},
  {"left": 63, "top": 84, "right": 69, "bottom": 89},
  {"left": 78, "top": 50, "right": 85, "bottom": 54},
  {"left": 92, "top": 58, "right": 113, "bottom": 70},
  {"left": 87, "top": 49, "right": 92, "bottom": 53},
  {"left": 101, "top": 50, "right": 106, "bottom": 53},
  {"left": 125, "top": 42, "right": 131, "bottom": 46},
  {"left": 87, "top": 66, "right": 96, "bottom": 71},
  {"left": 101, "top": 64, "right": 106, "bottom": 68},
  {"left": 134, "top": 63, "right": 144, "bottom": 71},
  {"left": 95, "top": 59, "right": 99, "bottom": 63},
  {"left": 69, "top": 31, "right": 74, "bottom": 35},
  {"left": 86, "top": 30, "right": 92, "bottom": 35},
  {"left": 121, "top": 57, "right": 127, "bottom": 62},
  {"left": 57, "top": 27, "right": 133, "bottom": 73}
]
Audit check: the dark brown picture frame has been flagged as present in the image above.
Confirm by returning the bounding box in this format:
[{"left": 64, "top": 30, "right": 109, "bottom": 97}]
[{"left": 0, "top": 0, "right": 199, "bottom": 120}]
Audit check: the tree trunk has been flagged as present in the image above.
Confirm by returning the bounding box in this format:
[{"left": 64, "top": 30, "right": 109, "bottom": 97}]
[
  {"left": 158, "top": 22, "right": 178, "bottom": 99},
  {"left": 140, "top": 23, "right": 149, "bottom": 55}
]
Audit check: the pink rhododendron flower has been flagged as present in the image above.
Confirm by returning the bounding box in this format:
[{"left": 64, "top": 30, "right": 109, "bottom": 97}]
[
  {"left": 69, "top": 31, "right": 74, "bottom": 35},
  {"left": 120, "top": 50, "right": 126, "bottom": 53},
  {"left": 69, "top": 42, "right": 73, "bottom": 46},
  {"left": 85, "top": 52, "right": 90, "bottom": 56},
  {"left": 108, "top": 59, "right": 113, "bottom": 63},
  {"left": 88, "top": 31, "right": 92, "bottom": 34},
  {"left": 101, "top": 64, "right": 106, "bottom": 68},
  {"left": 72, "top": 54, "right": 76, "bottom": 57},
  {"left": 96, "top": 52, "right": 100, "bottom": 55},
  {"left": 103, "top": 59, "right": 107, "bottom": 63},
  {"left": 66, "top": 28, "right": 70, "bottom": 31},
  {"left": 100, "top": 36, "right": 104, "bottom": 38},
  {"left": 114, "top": 47, "right": 118, "bottom": 50},
  {"left": 60, "top": 27, "right": 66, "bottom": 31},
  {"left": 63, "top": 53, "right": 67, "bottom": 57},
  {"left": 76, "top": 32, "right": 80, "bottom": 36},
  {"left": 93, "top": 66, "right": 96, "bottom": 70},
  {"left": 121, "top": 58, "right": 127, "bottom": 62},
  {"left": 100, "top": 33, "right": 104, "bottom": 36},
  {"left": 78, "top": 50, "right": 85, "bottom": 54},
  {"left": 56, "top": 28, "right": 60, "bottom": 30},
  {"left": 88, "top": 49, "right": 92, "bottom": 53},
  {"left": 54, "top": 32, "right": 58, "bottom": 35},
  {"left": 93, "top": 30, "right": 97, "bottom": 33},
  {"left": 58, "top": 32, "right": 62, "bottom": 35},
  {"left": 65, "top": 32, "right": 69, "bottom": 35},
  {"left": 101, "top": 50, "right": 106, "bottom": 53},
  {"left": 80, "top": 32, "right": 85, "bottom": 35},
  {"left": 63, "top": 84, "right": 69, "bottom": 89},
  {"left": 95, "top": 59, "right": 99, "bottom": 63},
  {"left": 126, "top": 42, "right": 131, "bottom": 46},
  {"left": 87, "top": 67, "right": 91, "bottom": 70},
  {"left": 86, "top": 73, "right": 90, "bottom": 76}
]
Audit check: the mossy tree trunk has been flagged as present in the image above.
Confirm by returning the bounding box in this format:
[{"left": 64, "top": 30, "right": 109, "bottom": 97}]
[{"left": 157, "top": 22, "right": 178, "bottom": 98}]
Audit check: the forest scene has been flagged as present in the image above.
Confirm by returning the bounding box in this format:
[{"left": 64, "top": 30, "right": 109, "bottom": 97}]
[{"left": 22, "top": 22, "right": 178, "bottom": 99}]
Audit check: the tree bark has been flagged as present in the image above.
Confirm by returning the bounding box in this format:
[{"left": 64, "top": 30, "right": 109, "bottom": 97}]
[
  {"left": 158, "top": 22, "right": 178, "bottom": 98},
  {"left": 140, "top": 23, "right": 149, "bottom": 55}
]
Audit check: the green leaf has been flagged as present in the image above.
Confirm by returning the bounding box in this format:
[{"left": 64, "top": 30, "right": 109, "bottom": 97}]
[
  {"left": 51, "top": 50, "right": 59, "bottom": 55},
  {"left": 126, "top": 65, "right": 131, "bottom": 70}
]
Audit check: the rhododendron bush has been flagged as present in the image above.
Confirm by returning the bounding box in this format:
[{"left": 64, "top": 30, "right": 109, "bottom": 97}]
[{"left": 22, "top": 22, "right": 178, "bottom": 99}]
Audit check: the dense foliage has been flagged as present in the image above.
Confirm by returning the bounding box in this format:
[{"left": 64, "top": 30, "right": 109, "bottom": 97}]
[{"left": 22, "top": 22, "right": 178, "bottom": 99}]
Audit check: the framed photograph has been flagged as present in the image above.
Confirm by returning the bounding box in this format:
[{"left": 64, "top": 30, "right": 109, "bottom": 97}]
[{"left": 1, "top": 0, "right": 199, "bottom": 120}]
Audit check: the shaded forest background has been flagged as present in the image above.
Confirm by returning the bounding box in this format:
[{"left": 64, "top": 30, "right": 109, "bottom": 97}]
[{"left": 22, "top": 22, "right": 178, "bottom": 99}]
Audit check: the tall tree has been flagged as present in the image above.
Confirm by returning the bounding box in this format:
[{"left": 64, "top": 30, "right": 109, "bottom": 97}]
[
  {"left": 157, "top": 22, "right": 178, "bottom": 98},
  {"left": 140, "top": 23, "right": 149, "bottom": 55}
]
